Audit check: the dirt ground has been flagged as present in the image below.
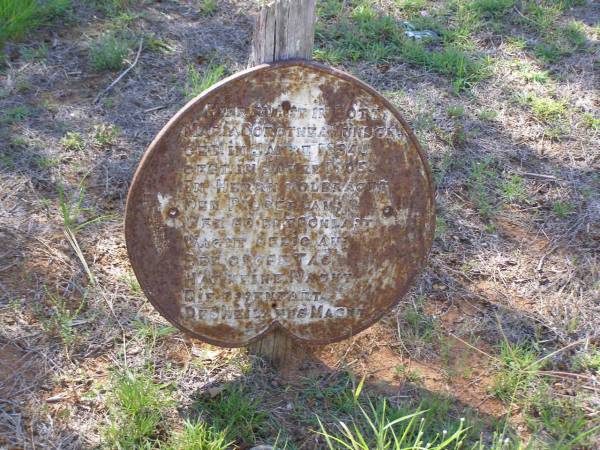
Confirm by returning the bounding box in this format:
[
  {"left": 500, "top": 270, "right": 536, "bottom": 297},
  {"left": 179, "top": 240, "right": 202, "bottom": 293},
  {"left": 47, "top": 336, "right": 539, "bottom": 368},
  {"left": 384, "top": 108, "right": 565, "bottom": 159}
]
[{"left": 1, "top": 0, "right": 599, "bottom": 448}]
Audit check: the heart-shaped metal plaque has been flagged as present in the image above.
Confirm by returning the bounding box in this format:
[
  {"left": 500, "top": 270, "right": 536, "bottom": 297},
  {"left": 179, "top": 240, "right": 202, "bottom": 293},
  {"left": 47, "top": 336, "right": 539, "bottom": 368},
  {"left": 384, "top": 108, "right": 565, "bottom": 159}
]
[{"left": 125, "top": 60, "right": 435, "bottom": 346}]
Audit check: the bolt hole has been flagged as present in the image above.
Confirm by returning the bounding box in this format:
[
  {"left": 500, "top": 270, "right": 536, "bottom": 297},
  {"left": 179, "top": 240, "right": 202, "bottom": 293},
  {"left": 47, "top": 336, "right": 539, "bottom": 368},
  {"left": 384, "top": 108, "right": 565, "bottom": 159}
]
[
  {"left": 383, "top": 206, "right": 394, "bottom": 217},
  {"left": 168, "top": 207, "right": 179, "bottom": 218},
  {"left": 281, "top": 100, "right": 291, "bottom": 111},
  {"left": 271, "top": 303, "right": 277, "bottom": 309}
]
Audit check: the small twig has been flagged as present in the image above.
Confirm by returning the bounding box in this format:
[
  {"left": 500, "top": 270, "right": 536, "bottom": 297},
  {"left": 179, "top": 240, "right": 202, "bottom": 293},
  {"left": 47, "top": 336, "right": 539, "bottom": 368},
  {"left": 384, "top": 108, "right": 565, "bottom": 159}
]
[
  {"left": 537, "top": 243, "right": 559, "bottom": 272},
  {"left": 94, "top": 39, "right": 143, "bottom": 104},
  {"left": 531, "top": 370, "right": 597, "bottom": 381},
  {"left": 143, "top": 104, "right": 168, "bottom": 113},
  {"left": 517, "top": 171, "right": 560, "bottom": 181},
  {"left": 523, "top": 337, "right": 589, "bottom": 370}
]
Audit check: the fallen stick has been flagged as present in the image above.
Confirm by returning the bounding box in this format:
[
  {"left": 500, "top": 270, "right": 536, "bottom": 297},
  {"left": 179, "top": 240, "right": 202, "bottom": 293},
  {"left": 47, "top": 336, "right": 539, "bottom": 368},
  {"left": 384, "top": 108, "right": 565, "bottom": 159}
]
[
  {"left": 94, "top": 38, "right": 143, "bottom": 104},
  {"left": 517, "top": 171, "right": 560, "bottom": 181}
]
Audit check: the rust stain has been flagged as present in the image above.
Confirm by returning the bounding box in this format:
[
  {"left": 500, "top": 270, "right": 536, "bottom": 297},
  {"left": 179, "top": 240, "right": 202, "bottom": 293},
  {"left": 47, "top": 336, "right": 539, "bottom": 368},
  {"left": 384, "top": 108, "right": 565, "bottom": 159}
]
[{"left": 125, "top": 60, "right": 435, "bottom": 347}]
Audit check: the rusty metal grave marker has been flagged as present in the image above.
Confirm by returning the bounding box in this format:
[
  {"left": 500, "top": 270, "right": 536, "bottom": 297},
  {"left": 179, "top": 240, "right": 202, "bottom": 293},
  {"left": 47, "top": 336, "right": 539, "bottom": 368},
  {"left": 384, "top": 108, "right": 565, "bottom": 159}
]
[{"left": 125, "top": 60, "right": 435, "bottom": 355}]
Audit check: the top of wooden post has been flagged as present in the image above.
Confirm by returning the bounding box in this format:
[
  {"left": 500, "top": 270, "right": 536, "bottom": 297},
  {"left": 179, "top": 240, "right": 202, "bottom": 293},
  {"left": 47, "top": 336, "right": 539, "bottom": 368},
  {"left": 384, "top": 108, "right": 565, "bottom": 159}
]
[{"left": 248, "top": 0, "right": 317, "bottom": 67}]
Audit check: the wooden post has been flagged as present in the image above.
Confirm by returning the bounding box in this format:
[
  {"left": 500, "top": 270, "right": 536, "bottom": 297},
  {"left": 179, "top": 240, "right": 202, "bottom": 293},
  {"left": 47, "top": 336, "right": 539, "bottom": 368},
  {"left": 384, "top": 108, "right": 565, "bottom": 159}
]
[
  {"left": 247, "top": 0, "right": 317, "bottom": 370},
  {"left": 248, "top": 0, "right": 316, "bottom": 67}
]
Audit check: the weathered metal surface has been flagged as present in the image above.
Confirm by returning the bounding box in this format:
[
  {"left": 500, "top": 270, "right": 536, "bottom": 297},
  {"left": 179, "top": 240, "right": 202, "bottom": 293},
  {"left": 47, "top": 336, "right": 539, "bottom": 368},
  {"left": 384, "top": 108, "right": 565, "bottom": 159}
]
[{"left": 125, "top": 60, "right": 435, "bottom": 347}]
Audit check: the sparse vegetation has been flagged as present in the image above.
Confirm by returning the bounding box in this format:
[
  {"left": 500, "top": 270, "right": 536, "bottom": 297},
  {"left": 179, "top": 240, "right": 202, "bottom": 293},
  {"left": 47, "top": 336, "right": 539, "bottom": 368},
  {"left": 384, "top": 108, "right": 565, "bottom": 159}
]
[
  {"left": 519, "top": 93, "right": 567, "bottom": 123},
  {"left": 60, "top": 131, "right": 85, "bottom": 151},
  {"left": 167, "top": 420, "right": 232, "bottom": 450},
  {"left": 184, "top": 63, "right": 226, "bottom": 98},
  {"left": 89, "top": 31, "right": 131, "bottom": 71},
  {"left": 192, "top": 385, "right": 268, "bottom": 446},
  {"left": 1, "top": 105, "right": 33, "bottom": 124},
  {"left": 93, "top": 123, "right": 120, "bottom": 146},
  {"left": 41, "top": 289, "right": 86, "bottom": 348},
  {"left": 552, "top": 200, "right": 574, "bottom": 218},
  {"left": 0, "top": 0, "right": 71, "bottom": 47},
  {"left": 315, "top": 1, "right": 489, "bottom": 91},
  {"left": 104, "top": 367, "right": 173, "bottom": 449},
  {"left": 1, "top": 0, "right": 599, "bottom": 448},
  {"left": 477, "top": 108, "right": 498, "bottom": 121},
  {"left": 468, "top": 158, "right": 498, "bottom": 219},
  {"left": 200, "top": 0, "right": 217, "bottom": 16},
  {"left": 500, "top": 174, "right": 527, "bottom": 203},
  {"left": 447, "top": 105, "right": 465, "bottom": 118}
]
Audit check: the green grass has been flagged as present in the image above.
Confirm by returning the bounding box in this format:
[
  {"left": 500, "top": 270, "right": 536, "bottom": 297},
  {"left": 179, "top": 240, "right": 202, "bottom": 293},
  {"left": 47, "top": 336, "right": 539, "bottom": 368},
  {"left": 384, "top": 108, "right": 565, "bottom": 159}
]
[
  {"left": 468, "top": 158, "right": 498, "bottom": 219},
  {"left": 500, "top": 174, "right": 527, "bottom": 203},
  {"left": 561, "top": 20, "right": 587, "bottom": 50},
  {"left": 492, "top": 340, "right": 542, "bottom": 402},
  {"left": 486, "top": 334, "right": 599, "bottom": 448},
  {"left": 527, "top": 390, "right": 599, "bottom": 449},
  {"left": 318, "top": 401, "right": 467, "bottom": 449},
  {"left": 315, "top": 2, "right": 489, "bottom": 91},
  {"left": 41, "top": 289, "right": 86, "bottom": 348},
  {"left": 184, "top": 63, "right": 226, "bottom": 99},
  {"left": 89, "top": 32, "right": 131, "bottom": 71},
  {"left": 573, "top": 347, "right": 600, "bottom": 373},
  {"left": 192, "top": 385, "right": 267, "bottom": 446},
  {"left": 435, "top": 214, "right": 448, "bottom": 239},
  {"left": 395, "top": 0, "right": 429, "bottom": 12},
  {"left": 1, "top": 105, "right": 34, "bottom": 124},
  {"left": 21, "top": 43, "right": 49, "bottom": 61},
  {"left": 93, "top": 123, "right": 120, "bottom": 146},
  {"left": 0, "top": 0, "right": 71, "bottom": 47},
  {"left": 582, "top": 113, "right": 600, "bottom": 131},
  {"left": 533, "top": 43, "right": 562, "bottom": 64},
  {"left": 552, "top": 200, "right": 574, "bottom": 218},
  {"left": 60, "top": 131, "right": 85, "bottom": 151},
  {"left": 519, "top": 93, "right": 567, "bottom": 123},
  {"left": 469, "top": 0, "right": 515, "bottom": 18},
  {"left": 92, "top": 0, "right": 135, "bottom": 16},
  {"left": 314, "top": 377, "right": 507, "bottom": 449},
  {"left": 447, "top": 105, "right": 465, "bottom": 118},
  {"left": 166, "top": 420, "right": 232, "bottom": 450},
  {"left": 516, "top": 64, "right": 550, "bottom": 84},
  {"left": 104, "top": 368, "right": 173, "bottom": 449},
  {"left": 199, "top": 0, "right": 217, "bottom": 16},
  {"left": 399, "top": 296, "right": 438, "bottom": 348},
  {"left": 132, "top": 318, "right": 176, "bottom": 349},
  {"left": 477, "top": 108, "right": 498, "bottom": 121}
]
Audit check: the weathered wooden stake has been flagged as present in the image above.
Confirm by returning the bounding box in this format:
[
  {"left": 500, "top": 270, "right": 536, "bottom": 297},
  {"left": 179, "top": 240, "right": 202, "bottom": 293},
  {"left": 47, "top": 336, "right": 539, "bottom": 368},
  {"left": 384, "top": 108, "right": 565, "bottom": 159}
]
[
  {"left": 247, "top": 0, "right": 317, "bottom": 370},
  {"left": 248, "top": 0, "right": 316, "bottom": 67}
]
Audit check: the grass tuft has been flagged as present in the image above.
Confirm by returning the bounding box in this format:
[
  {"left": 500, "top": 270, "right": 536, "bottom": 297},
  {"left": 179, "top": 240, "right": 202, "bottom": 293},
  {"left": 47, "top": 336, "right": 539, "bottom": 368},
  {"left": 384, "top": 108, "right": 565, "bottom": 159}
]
[
  {"left": 1, "top": 105, "right": 34, "bottom": 124},
  {"left": 60, "top": 131, "right": 85, "bottom": 151},
  {"left": 192, "top": 385, "right": 267, "bottom": 446},
  {"left": 93, "top": 123, "right": 120, "bottom": 147},
  {"left": 468, "top": 158, "right": 498, "bottom": 219},
  {"left": 0, "top": 0, "right": 71, "bottom": 46},
  {"left": 89, "top": 31, "right": 131, "bottom": 71},
  {"left": 167, "top": 419, "right": 232, "bottom": 450},
  {"left": 492, "top": 340, "right": 541, "bottom": 403},
  {"left": 184, "top": 63, "right": 226, "bottom": 99},
  {"left": 104, "top": 367, "right": 173, "bottom": 449},
  {"left": 470, "top": 0, "right": 515, "bottom": 18},
  {"left": 200, "top": 0, "right": 217, "bottom": 16},
  {"left": 519, "top": 93, "right": 567, "bottom": 123},
  {"left": 500, "top": 174, "right": 527, "bottom": 203}
]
